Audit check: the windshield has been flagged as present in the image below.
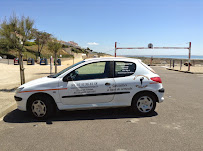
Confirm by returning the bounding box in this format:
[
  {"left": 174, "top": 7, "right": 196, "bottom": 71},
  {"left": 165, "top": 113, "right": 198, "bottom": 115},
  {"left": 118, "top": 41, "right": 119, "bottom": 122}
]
[{"left": 48, "top": 60, "right": 85, "bottom": 78}]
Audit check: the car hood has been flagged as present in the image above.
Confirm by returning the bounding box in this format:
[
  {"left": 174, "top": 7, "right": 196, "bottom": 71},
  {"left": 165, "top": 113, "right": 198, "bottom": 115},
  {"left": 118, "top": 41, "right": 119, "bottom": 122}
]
[{"left": 20, "top": 76, "right": 57, "bottom": 88}]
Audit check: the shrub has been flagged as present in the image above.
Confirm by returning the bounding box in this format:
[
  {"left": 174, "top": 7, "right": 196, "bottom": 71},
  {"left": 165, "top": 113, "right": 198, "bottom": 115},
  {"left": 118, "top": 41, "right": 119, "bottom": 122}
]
[{"left": 24, "top": 41, "right": 36, "bottom": 46}]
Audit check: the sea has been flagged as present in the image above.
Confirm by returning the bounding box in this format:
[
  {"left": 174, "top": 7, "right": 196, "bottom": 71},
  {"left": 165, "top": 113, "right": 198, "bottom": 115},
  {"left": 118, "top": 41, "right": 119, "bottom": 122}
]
[{"left": 122, "top": 55, "right": 203, "bottom": 60}]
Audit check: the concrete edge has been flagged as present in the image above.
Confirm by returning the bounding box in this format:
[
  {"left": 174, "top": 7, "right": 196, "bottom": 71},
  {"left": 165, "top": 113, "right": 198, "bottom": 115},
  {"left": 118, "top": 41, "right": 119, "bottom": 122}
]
[
  {"left": 0, "top": 102, "right": 17, "bottom": 119},
  {"left": 166, "top": 68, "right": 203, "bottom": 74}
]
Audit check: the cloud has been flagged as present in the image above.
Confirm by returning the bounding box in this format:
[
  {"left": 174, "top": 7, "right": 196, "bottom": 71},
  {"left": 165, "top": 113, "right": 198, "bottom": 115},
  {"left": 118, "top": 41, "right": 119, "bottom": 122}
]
[{"left": 87, "top": 42, "right": 99, "bottom": 46}]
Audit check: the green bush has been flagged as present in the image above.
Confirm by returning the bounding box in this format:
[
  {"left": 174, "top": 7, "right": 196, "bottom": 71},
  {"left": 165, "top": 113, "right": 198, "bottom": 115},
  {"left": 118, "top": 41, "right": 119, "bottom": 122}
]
[
  {"left": 62, "top": 44, "right": 70, "bottom": 48},
  {"left": 0, "top": 50, "right": 16, "bottom": 59},
  {"left": 24, "top": 41, "right": 36, "bottom": 46},
  {"left": 71, "top": 47, "right": 89, "bottom": 54}
]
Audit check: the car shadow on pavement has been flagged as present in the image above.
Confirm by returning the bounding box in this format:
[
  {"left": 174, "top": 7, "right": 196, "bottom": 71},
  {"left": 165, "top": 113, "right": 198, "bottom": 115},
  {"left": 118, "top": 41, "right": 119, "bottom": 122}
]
[{"left": 3, "top": 108, "right": 158, "bottom": 124}]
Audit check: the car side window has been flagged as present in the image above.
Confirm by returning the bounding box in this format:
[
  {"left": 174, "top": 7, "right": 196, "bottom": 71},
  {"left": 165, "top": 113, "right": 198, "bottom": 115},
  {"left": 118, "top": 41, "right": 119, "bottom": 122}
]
[
  {"left": 69, "top": 61, "right": 110, "bottom": 81},
  {"left": 114, "top": 61, "right": 136, "bottom": 77}
]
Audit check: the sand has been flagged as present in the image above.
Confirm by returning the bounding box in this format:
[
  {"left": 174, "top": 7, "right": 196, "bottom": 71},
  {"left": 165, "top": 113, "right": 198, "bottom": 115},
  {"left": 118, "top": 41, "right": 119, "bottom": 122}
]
[
  {"left": 0, "top": 57, "right": 83, "bottom": 90},
  {"left": 166, "top": 65, "right": 203, "bottom": 73}
]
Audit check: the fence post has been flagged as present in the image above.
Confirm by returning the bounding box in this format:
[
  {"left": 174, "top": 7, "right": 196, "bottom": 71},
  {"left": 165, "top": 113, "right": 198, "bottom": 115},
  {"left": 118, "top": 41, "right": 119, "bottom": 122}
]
[
  {"left": 180, "top": 60, "right": 182, "bottom": 70},
  {"left": 7, "top": 55, "right": 9, "bottom": 65},
  {"left": 150, "top": 56, "right": 153, "bottom": 66},
  {"left": 50, "top": 56, "right": 53, "bottom": 74},
  {"left": 170, "top": 59, "right": 171, "bottom": 68}
]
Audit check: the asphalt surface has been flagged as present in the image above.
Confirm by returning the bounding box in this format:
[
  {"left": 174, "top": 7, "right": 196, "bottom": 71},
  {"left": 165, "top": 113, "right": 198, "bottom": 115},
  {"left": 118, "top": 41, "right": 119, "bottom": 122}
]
[{"left": 0, "top": 67, "right": 203, "bottom": 151}]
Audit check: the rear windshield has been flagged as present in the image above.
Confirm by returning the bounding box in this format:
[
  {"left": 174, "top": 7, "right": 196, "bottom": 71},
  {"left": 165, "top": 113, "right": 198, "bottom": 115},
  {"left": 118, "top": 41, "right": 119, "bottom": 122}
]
[{"left": 139, "top": 61, "right": 156, "bottom": 73}]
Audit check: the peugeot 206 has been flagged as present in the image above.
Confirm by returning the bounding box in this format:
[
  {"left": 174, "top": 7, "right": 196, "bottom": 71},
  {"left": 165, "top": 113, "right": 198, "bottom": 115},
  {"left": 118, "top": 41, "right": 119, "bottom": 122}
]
[{"left": 14, "top": 57, "right": 165, "bottom": 119}]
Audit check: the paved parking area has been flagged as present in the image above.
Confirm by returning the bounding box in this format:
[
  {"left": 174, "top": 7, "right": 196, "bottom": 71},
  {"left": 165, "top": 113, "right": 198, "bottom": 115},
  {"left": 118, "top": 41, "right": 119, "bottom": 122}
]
[{"left": 0, "top": 67, "right": 202, "bottom": 151}]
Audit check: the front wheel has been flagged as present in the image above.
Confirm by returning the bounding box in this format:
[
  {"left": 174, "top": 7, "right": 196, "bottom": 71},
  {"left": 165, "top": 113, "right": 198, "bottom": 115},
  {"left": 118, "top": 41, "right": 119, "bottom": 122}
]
[
  {"left": 132, "top": 92, "right": 156, "bottom": 115},
  {"left": 28, "top": 95, "right": 55, "bottom": 119}
]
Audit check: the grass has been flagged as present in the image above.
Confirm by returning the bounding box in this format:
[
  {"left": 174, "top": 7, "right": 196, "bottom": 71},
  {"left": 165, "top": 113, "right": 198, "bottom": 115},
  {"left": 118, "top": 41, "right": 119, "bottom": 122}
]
[{"left": 0, "top": 44, "right": 76, "bottom": 59}]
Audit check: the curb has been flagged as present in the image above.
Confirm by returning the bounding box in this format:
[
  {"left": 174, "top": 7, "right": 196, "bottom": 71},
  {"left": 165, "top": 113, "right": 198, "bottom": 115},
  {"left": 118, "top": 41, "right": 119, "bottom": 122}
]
[
  {"left": 0, "top": 102, "right": 17, "bottom": 119},
  {"left": 166, "top": 68, "right": 203, "bottom": 74}
]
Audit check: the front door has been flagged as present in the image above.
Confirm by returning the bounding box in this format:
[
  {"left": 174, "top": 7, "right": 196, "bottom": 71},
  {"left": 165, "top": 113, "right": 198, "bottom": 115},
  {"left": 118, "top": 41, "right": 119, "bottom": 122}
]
[{"left": 59, "top": 61, "right": 115, "bottom": 105}]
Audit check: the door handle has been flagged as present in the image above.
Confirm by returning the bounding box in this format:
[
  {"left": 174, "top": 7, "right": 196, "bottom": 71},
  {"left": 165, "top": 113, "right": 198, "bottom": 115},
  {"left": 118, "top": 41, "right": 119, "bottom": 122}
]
[{"left": 105, "top": 83, "right": 111, "bottom": 86}]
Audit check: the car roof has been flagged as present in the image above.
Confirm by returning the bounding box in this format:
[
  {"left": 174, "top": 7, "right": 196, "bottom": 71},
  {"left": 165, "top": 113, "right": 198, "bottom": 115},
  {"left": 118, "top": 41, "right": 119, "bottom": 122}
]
[{"left": 84, "top": 57, "right": 141, "bottom": 62}]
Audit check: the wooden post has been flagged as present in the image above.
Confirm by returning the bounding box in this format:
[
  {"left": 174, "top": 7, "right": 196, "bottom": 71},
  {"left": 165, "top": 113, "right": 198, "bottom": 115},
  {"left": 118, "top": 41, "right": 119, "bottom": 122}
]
[
  {"left": 180, "top": 60, "right": 182, "bottom": 70},
  {"left": 50, "top": 56, "right": 53, "bottom": 74},
  {"left": 19, "top": 51, "right": 25, "bottom": 85},
  {"left": 54, "top": 53, "right": 57, "bottom": 73},
  {"left": 150, "top": 56, "right": 153, "bottom": 66},
  {"left": 188, "top": 42, "right": 191, "bottom": 71},
  {"left": 7, "top": 56, "right": 9, "bottom": 65}
]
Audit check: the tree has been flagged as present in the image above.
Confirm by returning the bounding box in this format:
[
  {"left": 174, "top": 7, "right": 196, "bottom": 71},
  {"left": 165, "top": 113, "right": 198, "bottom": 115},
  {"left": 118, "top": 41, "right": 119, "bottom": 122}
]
[
  {"left": 0, "top": 14, "right": 34, "bottom": 84},
  {"left": 48, "top": 38, "right": 62, "bottom": 73},
  {"left": 33, "top": 29, "right": 51, "bottom": 57},
  {"left": 0, "top": 38, "right": 14, "bottom": 50}
]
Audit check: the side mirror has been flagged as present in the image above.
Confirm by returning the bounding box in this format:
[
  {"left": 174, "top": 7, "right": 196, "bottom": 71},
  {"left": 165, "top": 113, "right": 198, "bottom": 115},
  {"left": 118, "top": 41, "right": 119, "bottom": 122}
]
[{"left": 63, "top": 76, "right": 72, "bottom": 82}]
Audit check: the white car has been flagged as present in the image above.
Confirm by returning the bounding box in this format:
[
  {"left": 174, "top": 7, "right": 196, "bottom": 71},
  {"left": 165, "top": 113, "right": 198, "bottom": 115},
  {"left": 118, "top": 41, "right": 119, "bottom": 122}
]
[{"left": 14, "top": 57, "right": 164, "bottom": 119}]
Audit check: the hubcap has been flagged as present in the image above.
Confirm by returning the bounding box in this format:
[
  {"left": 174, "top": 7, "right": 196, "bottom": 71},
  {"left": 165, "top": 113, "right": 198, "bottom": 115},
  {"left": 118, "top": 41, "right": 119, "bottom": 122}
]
[
  {"left": 31, "top": 100, "right": 46, "bottom": 117},
  {"left": 137, "top": 96, "right": 153, "bottom": 113}
]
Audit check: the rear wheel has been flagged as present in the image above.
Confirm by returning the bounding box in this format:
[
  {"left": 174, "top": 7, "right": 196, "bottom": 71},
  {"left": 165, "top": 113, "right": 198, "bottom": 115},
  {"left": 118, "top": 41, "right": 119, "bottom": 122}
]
[
  {"left": 132, "top": 92, "right": 156, "bottom": 115},
  {"left": 28, "top": 95, "right": 55, "bottom": 119}
]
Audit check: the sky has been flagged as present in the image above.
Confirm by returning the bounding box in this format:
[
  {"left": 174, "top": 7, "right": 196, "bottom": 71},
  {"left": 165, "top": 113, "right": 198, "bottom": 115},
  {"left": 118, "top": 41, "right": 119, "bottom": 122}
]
[{"left": 0, "top": 0, "right": 202, "bottom": 56}]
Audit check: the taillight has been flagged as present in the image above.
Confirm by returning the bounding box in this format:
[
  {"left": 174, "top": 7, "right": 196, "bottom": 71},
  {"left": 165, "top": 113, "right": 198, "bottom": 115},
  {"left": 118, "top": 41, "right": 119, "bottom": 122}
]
[{"left": 150, "top": 77, "right": 162, "bottom": 83}]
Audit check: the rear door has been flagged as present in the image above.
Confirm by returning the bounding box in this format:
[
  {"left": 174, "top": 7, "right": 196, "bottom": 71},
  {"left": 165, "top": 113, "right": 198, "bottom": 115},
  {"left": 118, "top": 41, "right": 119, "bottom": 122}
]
[{"left": 112, "top": 61, "right": 138, "bottom": 102}]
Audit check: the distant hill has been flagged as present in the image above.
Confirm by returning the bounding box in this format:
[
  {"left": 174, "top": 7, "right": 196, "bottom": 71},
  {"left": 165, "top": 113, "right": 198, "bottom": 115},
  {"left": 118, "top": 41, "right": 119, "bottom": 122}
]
[
  {"left": 0, "top": 43, "right": 111, "bottom": 60},
  {"left": 0, "top": 44, "right": 88, "bottom": 60}
]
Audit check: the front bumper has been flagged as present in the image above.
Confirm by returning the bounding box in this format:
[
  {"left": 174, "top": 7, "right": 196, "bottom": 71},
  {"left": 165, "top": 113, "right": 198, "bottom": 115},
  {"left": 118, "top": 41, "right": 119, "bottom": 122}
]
[
  {"left": 14, "top": 96, "right": 22, "bottom": 101},
  {"left": 14, "top": 95, "right": 27, "bottom": 111}
]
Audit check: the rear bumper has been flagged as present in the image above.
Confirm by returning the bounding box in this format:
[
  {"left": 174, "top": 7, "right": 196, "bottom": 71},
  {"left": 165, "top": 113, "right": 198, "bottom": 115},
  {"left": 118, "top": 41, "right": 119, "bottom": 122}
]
[
  {"left": 156, "top": 88, "right": 165, "bottom": 103},
  {"left": 158, "top": 88, "right": 165, "bottom": 93},
  {"left": 159, "top": 97, "right": 164, "bottom": 103}
]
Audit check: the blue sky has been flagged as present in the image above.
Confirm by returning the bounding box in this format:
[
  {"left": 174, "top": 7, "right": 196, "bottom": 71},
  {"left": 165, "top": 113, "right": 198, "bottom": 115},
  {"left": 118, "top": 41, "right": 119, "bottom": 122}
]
[{"left": 1, "top": 0, "right": 202, "bottom": 56}]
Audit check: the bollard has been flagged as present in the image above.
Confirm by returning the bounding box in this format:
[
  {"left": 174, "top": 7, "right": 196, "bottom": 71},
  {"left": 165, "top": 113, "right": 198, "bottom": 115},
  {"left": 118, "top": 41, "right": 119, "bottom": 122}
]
[
  {"left": 170, "top": 59, "right": 171, "bottom": 68},
  {"left": 7, "top": 56, "right": 9, "bottom": 65},
  {"left": 150, "top": 56, "right": 153, "bottom": 66},
  {"left": 173, "top": 60, "right": 175, "bottom": 69},
  {"left": 180, "top": 60, "right": 182, "bottom": 70},
  {"left": 50, "top": 56, "right": 53, "bottom": 74}
]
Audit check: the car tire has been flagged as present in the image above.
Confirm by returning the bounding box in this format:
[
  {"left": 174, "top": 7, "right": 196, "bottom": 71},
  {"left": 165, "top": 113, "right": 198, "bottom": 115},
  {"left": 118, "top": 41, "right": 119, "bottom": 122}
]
[
  {"left": 28, "top": 94, "right": 55, "bottom": 119},
  {"left": 131, "top": 92, "right": 156, "bottom": 115}
]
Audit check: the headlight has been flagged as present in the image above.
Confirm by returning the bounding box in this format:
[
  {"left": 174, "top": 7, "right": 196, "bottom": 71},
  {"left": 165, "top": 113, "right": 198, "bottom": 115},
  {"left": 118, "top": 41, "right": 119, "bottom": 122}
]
[{"left": 16, "top": 87, "right": 24, "bottom": 93}]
